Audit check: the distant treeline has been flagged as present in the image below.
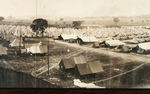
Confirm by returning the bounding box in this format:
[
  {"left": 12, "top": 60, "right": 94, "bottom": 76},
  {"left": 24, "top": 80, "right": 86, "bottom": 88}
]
[
  {"left": 1, "top": 18, "right": 150, "bottom": 29},
  {"left": 0, "top": 20, "right": 84, "bottom": 29}
]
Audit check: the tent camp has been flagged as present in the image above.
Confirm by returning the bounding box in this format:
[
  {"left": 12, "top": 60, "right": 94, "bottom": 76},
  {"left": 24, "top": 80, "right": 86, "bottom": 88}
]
[
  {"left": 9, "top": 37, "right": 23, "bottom": 47},
  {"left": 76, "top": 61, "right": 104, "bottom": 76},
  {"left": 59, "top": 55, "right": 87, "bottom": 70}
]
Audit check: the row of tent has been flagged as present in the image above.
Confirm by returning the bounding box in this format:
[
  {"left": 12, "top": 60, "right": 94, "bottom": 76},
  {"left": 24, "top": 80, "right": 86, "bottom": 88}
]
[
  {"left": 98, "top": 39, "right": 150, "bottom": 54},
  {"left": 45, "top": 26, "right": 150, "bottom": 39},
  {"left": 1, "top": 25, "right": 150, "bottom": 41},
  {"left": 57, "top": 34, "right": 150, "bottom": 54},
  {"left": 8, "top": 36, "right": 150, "bottom": 55},
  {"left": 59, "top": 55, "right": 104, "bottom": 76},
  {"left": 1, "top": 24, "right": 150, "bottom": 54},
  {"left": 58, "top": 34, "right": 99, "bottom": 44}
]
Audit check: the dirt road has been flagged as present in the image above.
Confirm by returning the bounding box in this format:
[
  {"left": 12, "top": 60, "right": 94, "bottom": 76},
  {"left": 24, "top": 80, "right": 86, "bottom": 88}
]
[{"left": 55, "top": 40, "right": 150, "bottom": 64}]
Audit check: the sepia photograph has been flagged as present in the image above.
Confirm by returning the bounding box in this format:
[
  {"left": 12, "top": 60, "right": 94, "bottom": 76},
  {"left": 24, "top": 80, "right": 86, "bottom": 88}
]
[{"left": 0, "top": 0, "right": 150, "bottom": 88}]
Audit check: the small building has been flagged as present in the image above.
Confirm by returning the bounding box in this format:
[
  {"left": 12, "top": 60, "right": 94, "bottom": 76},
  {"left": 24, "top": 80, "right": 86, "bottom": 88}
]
[
  {"left": 76, "top": 36, "right": 98, "bottom": 45},
  {"left": 59, "top": 55, "right": 86, "bottom": 70},
  {"left": 58, "top": 34, "right": 77, "bottom": 43},
  {"left": 75, "top": 61, "right": 104, "bottom": 76}
]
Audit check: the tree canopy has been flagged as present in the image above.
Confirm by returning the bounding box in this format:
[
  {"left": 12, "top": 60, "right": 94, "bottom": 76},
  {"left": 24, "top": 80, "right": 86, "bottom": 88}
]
[
  {"left": 113, "top": 17, "right": 120, "bottom": 23},
  {"left": 30, "top": 18, "right": 48, "bottom": 37},
  {"left": 0, "top": 16, "right": 4, "bottom": 21},
  {"left": 72, "top": 21, "right": 83, "bottom": 29}
]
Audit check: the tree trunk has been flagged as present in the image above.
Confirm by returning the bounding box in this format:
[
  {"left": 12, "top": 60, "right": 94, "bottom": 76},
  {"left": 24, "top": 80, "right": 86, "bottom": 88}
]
[{"left": 42, "top": 31, "right": 44, "bottom": 37}]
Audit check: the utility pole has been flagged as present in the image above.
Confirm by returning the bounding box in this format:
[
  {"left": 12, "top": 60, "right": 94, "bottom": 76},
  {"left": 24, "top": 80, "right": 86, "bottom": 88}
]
[
  {"left": 47, "top": 36, "right": 50, "bottom": 75},
  {"left": 19, "top": 26, "right": 21, "bottom": 55}
]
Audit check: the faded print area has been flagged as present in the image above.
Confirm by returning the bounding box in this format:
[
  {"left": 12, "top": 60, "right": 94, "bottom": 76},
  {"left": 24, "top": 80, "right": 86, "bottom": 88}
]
[{"left": 0, "top": 0, "right": 150, "bottom": 88}]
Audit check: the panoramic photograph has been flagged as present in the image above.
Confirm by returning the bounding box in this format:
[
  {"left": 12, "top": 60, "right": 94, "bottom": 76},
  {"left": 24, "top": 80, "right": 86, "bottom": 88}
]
[{"left": 0, "top": 0, "right": 150, "bottom": 88}]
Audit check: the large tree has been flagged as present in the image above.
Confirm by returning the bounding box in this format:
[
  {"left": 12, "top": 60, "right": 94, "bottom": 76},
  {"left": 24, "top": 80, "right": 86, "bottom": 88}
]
[
  {"left": 30, "top": 18, "right": 48, "bottom": 37},
  {"left": 72, "top": 21, "right": 83, "bottom": 29},
  {"left": 113, "top": 17, "right": 120, "bottom": 23},
  {"left": 0, "top": 16, "right": 4, "bottom": 21}
]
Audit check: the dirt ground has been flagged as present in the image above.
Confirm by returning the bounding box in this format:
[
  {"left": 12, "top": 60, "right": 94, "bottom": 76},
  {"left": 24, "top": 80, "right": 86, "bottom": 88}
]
[{"left": 1, "top": 39, "right": 150, "bottom": 88}]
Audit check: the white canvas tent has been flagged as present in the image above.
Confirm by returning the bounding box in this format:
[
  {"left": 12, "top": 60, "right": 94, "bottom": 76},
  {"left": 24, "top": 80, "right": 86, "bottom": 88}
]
[
  {"left": 105, "top": 40, "right": 125, "bottom": 47},
  {"left": 136, "top": 42, "right": 150, "bottom": 54},
  {"left": 26, "top": 43, "right": 48, "bottom": 54},
  {"left": 78, "top": 36, "right": 98, "bottom": 43},
  {"left": 58, "top": 34, "right": 78, "bottom": 40},
  {"left": 137, "top": 42, "right": 150, "bottom": 50}
]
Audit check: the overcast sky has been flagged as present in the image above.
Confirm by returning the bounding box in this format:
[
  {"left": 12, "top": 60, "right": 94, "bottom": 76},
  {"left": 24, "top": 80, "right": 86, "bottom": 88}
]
[{"left": 0, "top": 0, "right": 150, "bottom": 19}]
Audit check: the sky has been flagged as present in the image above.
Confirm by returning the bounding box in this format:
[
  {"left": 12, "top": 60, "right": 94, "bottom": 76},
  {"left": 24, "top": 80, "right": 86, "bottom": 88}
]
[{"left": 0, "top": 0, "right": 150, "bottom": 19}]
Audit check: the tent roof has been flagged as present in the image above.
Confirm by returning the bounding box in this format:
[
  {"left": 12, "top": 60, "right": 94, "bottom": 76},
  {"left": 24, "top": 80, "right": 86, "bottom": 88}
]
[
  {"left": 73, "top": 55, "right": 87, "bottom": 64},
  {"left": 60, "top": 55, "right": 87, "bottom": 69},
  {"left": 76, "top": 61, "right": 104, "bottom": 75},
  {"left": 76, "top": 63, "right": 92, "bottom": 75},
  {"left": 105, "top": 40, "right": 125, "bottom": 47},
  {"left": 61, "top": 58, "right": 75, "bottom": 69},
  {"left": 88, "top": 61, "right": 104, "bottom": 74},
  {"left": 78, "top": 36, "right": 98, "bottom": 42},
  {"left": 138, "top": 42, "right": 150, "bottom": 50},
  {"left": 59, "top": 34, "right": 77, "bottom": 40}
]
